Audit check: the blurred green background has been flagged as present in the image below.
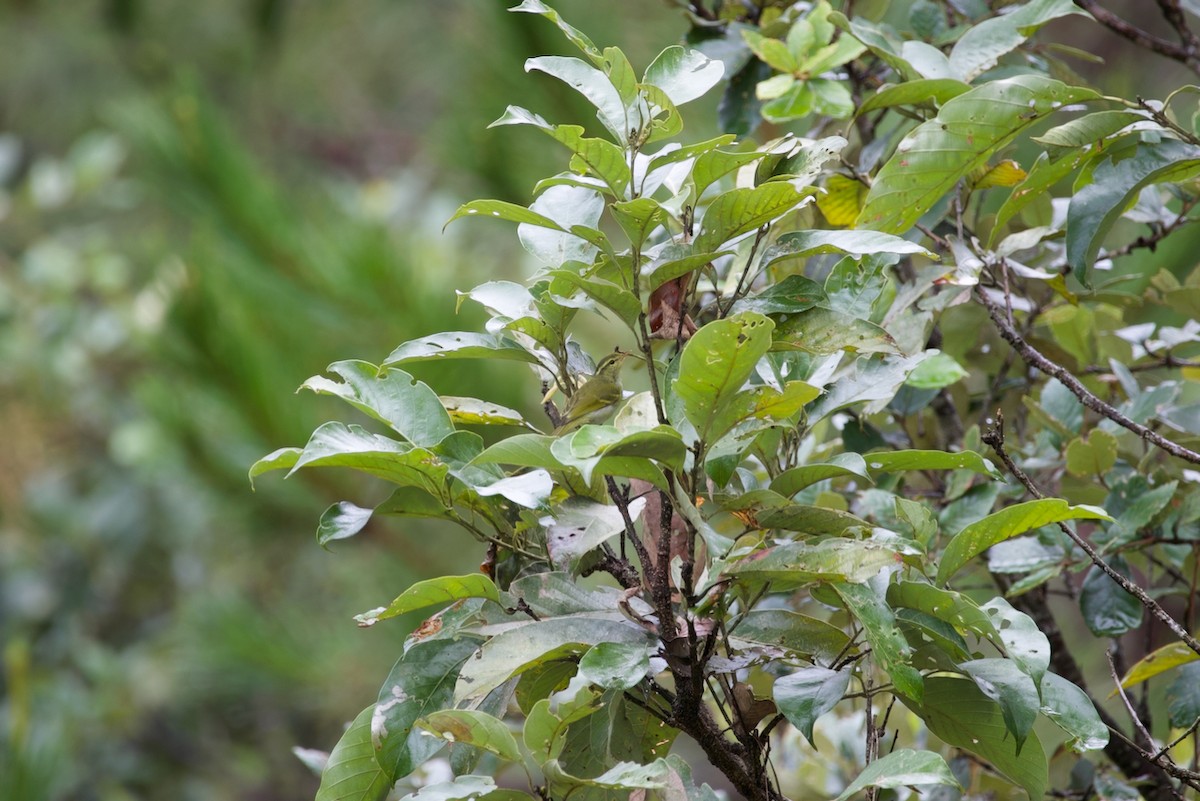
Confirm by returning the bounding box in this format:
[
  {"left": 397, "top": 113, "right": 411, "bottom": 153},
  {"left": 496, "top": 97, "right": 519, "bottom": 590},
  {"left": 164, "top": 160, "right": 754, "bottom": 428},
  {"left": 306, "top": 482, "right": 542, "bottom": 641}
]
[{"left": 0, "top": 2, "right": 686, "bottom": 799}]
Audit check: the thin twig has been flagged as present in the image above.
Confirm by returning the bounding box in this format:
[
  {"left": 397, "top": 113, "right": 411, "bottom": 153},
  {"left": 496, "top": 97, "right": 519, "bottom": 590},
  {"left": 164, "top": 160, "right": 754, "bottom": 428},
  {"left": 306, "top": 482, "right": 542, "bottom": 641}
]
[
  {"left": 981, "top": 411, "right": 1200, "bottom": 658},
  {"left": 975, "top": 285, "right": 1200, "bottom": 466},
  {"left": 1074, "top": 0, "right": 1200, "bottom": 74}
]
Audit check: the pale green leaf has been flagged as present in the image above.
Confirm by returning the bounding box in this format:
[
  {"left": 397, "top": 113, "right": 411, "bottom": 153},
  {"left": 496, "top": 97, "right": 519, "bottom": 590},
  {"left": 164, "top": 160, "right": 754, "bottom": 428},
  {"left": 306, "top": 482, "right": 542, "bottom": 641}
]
[
  {"left": 643, "top": 46, "right": 724, "bottom": 106},
  {"left": 417, "top": 710, "right": 523, "bottom": 763},
  {"left": 833, "top": 749, "right": 959, "bottom": 801},
  {"left": 385, "top": 332, "right": 542, "bottom": 367},
  {"left": 354, "top": 575, "right": 500, "bottom": 628},
  {"left": 694, "top": 183, "right": 812, "bottom": 253},
  {"left": 857, "top": 76, "right": 1098, "bottom": 234},
  {"left": 302, "top": 360, "right": 454, "bottom": 447}
]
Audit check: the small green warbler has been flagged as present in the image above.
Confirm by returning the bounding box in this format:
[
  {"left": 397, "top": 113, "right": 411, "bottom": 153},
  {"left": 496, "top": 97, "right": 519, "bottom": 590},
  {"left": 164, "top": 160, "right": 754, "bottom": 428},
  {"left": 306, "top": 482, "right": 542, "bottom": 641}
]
[{"left": 554, "top": 350, "right": 628, "bottom": 435}]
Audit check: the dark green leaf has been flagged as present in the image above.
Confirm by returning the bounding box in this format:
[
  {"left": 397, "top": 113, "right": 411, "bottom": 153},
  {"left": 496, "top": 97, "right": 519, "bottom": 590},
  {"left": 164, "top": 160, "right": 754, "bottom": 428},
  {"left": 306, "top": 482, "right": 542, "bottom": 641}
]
[
  {"left": 906, "top": 676, "right": 1048, "bottom": 801},
  {"left": 960, "top": 658, "right": 1039, "bottom": 750},
  {"left": 1040, "top": 672, "right": 1108, "bottom": 753},
  {"left": 732, "top": 610, "right": 852, "bottom": 662},
  {"left": 1079, "top": 555, "right": 1144, "bottom": 637},
  {"left": 1066, "top": 140, "right": 1200, "bottom": 284},
  {"left": 774, "top": 666, "right": 852, "bottom": 745},
  {"left": 375, "top": 638, "right": 480, "bottom": 782},
  {"left": 771, "top": 453, "right": 873, "bottom": 497},
  {"left": 316, "top": 706, "right": 391, "bottom": 801},
  {"left": 1167, "top": 662, "right": 1200, "bottom": 728},
  {"left": 835, "top": 581, "right": 924, "bottom": 701}
]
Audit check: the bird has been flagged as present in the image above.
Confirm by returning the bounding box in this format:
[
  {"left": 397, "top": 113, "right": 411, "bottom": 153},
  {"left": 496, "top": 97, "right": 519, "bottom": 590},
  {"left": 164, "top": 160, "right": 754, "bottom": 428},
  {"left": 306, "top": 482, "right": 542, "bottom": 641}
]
[{"left": 553, "top": 350, "right": 628, "bottom": 435}]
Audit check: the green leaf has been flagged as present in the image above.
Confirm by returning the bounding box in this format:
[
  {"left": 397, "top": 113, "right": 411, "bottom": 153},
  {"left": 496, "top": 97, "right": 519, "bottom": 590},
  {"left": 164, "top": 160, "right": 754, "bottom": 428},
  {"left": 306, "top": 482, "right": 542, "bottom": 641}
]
[
  {"left": 832, "top": 749, "right": 960, "bottom": 801},
  {"left": 755, "top": 504, "right": 872, "bottom": 536},
  {"left": 980, "top": 597, "right": 1051, "bottom": 689},
  {"left": 947, "top": 0, "right": 1090, "bottom": 82},
  {"left": 644, "top": 248, "right": 730, "bottom": 294},
  {"left": 731, "top": 610, "right": 853, "bottom": 662},
  {"left": 856, "top": 78, "right": 971, "bottom": 115},
  {"left": 1040, "top": 672, "right": 1108, "bottom": 752},
  {"left": 455, "top": 617, "right": 652, "bottom": 702},
  {"left": 548, "top": 270, "right": 640, "bottom": 327},
  {"left": 545, "top": 495, "right": 646, "bottom": 569},
  {"left": 1066, "top": 140, "right": 1200, "bottom": 284},
  {"left": 302, "top": 361, "right": 455, "bottom": 448},
  {"left": 730, "top": 274, "right": 826, "bottom": 316},
  {"left": 398, "top": 776, "right": 519, "bottom": 801},
  {"left": 288, "top": 423, "right": 448, "bottom": 493},
  {"left": 857, "top": 76, "right": 1098, "bottom": 233},
  {"left": 316, "top": 706, "right": 392, "bottom": 801},
  {"left": 354, "top": 574, "right": 500, "bottom": 628},
  {"left": 446, "top": 198, "right": 568, "bottom": 231},
  {"left": 525, "top": 56, "right": 628, "bottom": 143},
  {"left": 907, "top": 676, "right": 1048, "bottom": 801},
  {"left": 905, "top": 352, "right": 968, "bottom": 390},
  {"left": 764, "top": 229, "right": 936, "bottom": 266},
  {"left": 248, "top": 447, "right": 300, "bottom": 487},
  {"left": 509, "top": 0, "right": 602, "bottom": 64},
  {"left": 1064, "top": 429, "right": 1118, "bottom": 477},
  {"left": 773, "top": 667, "right": 852, "bottom": 746},
  {"left": 1120, "top": 641, "right": 1200, "bottom": 689},
  {"left": 729, "top": 539, "right": 901, "bottom": 586},
  {"left": 938, "top": 499, "right": 1111, "bottom": 584},
  {"left": 960, "top": 658, "right": 1039, "bottom": 750},
  {"left": 1167, "top": 662, "right": 1200, "bottom": 728},
  {"left": 375, "top": 638, "right": 481, "bottom": 781},
  {"left": 773, "top": 307, "right": 900, "bottom": 356},
  {"left": 317, "top": 501, "right": 375, "bottom": 546},
  {"left": 771, "top": 453, "right": 873, "bottom": 497},
  {"left": 1079, "top": 555, "right": 1144, "bottom": 637},
  {"left": 440, "top": 397, "right": 529, "bottom": 427},
  {"left": 1032, "top": 110, "right": 1147, "bottom": 150},
  {"left": 991, "top": 150, "right": 1085, "bottom": 245},
  {"left": 643, "top": 46, "right": 724, "bottom": 106},
  {"left": 887, "top": 581, "right": 1000, "bottom": 642},
  {"left": 809, "top": 352, "right": 935, "bottom": 421},
  {"left": 608, "top": 197, "right": 667, "bottom": 248},
  {"left": 577, "top": 641, "right": 652, "bottom": 691},
  {"left": 545, "top": 759, "right": 673, "bottom": 792},
  {"left": 417, "top": 710, "right": 523, "bottom": 763},
  {"left": 385, "top": 332, "right": 542, "bottom": 367},
  {"left": 674, "top": 312, "right": 774, "bottom": 444},
  {"left": 835, "top": 581, "right": 924, "bottom": 702},
  {"left": 694, "top": 183, "right": 812, "bottom": 253}
]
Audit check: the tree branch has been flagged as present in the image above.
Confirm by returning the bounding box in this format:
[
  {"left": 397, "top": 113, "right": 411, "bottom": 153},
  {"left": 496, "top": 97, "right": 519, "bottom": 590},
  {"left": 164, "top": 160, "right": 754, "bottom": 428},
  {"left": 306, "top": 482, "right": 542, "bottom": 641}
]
[
  {"left": 981, "top": 412, "right": 1200, "bottom": 658},
  {"left": 975, "top": 285, "right": 1200, "bottom": 466},
  {"left": 1074, "top": 0, "right": 1200, "bottom": 74}
]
